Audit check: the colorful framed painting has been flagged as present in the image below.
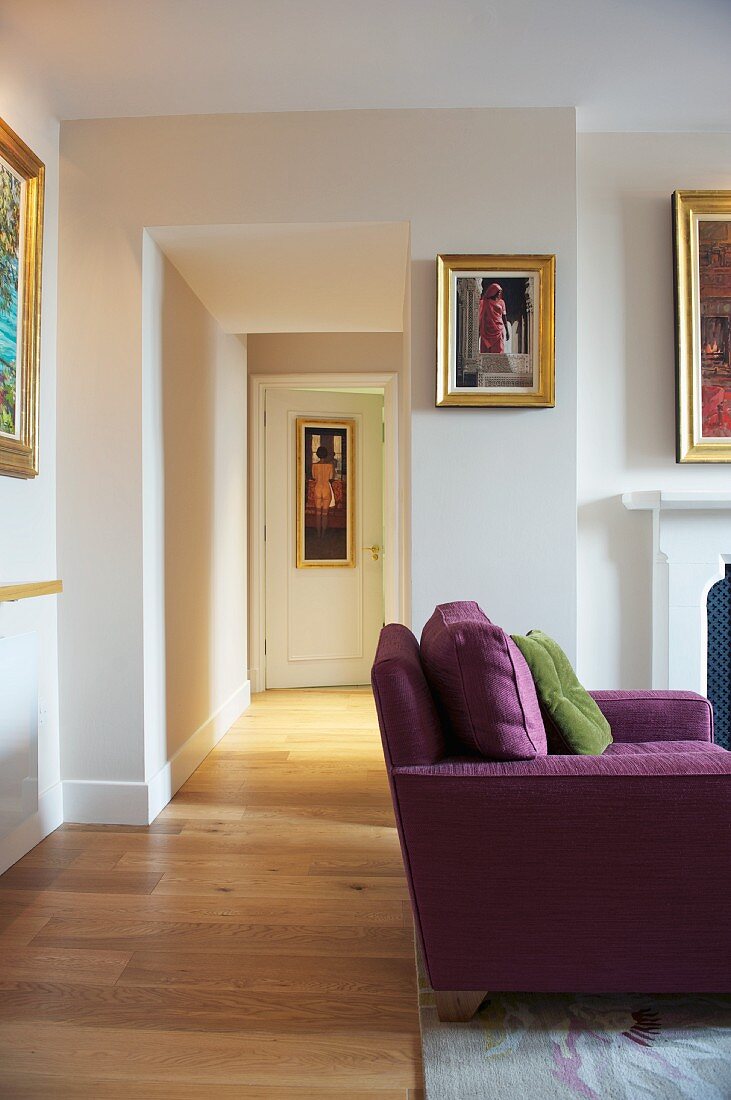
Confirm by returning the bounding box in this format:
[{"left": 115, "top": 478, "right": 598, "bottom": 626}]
[
  {"left": 0, "top": 117, "right": 44, "bottom": 478},
  {"left": 296, "top": 417, "right": 355, "bottom": 568},
  {"left": 673, "top": 190, "right": 731, "bottom": 462},
  {"left": 436, "top": 254, "right": 555, "bottom": 408}
]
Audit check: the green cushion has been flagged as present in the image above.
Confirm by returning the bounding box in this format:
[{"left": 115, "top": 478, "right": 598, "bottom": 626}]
[{"left": 510, "top": 630, "right": 612, "bottom": 755}]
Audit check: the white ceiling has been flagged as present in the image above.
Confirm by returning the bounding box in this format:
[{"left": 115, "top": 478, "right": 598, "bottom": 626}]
[
  {"left": 149, "top": 222, "right": 410, "bottom": 333},
  {"left": 2, "top": 0, "right": 730, "bottom": 132}
]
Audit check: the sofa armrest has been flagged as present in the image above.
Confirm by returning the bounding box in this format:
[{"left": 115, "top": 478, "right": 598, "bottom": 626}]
[
  {"left": 390, "top": 755, "right": 731, "bottom": 993},
  {"left": 590, "top": 690, "right": 714, "bottom": 743},
  {"left": 393, "top": 747, "right": 727, "bottom": 781}
]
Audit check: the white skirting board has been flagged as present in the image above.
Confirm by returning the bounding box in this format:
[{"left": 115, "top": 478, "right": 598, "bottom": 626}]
[
  {"left": 63, "top": 681, "right": 251, "bottom": 826},
  {"left": 0, "top": 782, "right": 64, "bottom": 876},
  {"left": 61, "top": 777, "right": 151, "bottom": 827}
]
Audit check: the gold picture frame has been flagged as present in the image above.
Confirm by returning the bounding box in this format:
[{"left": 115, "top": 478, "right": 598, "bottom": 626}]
[
  {"left": 436, "top": 254, "right": 555, "bottom": 407},
  {"left": 0, "top": 116, "right": 44, "bottom": 478},
  {"left": 296, "top": 417, "right": 355, "bottom": 568},
  {"left": 673, "top": 190, "right": 731, "bottom": 462}
]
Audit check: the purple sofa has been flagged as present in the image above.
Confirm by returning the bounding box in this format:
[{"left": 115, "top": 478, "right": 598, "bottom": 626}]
[{"left": 372, "top": 623, "right": 731, "bottom": 1021}]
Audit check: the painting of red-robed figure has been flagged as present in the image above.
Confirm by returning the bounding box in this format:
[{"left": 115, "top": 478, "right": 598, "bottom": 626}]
[
  {"left": 436, "top": 254, "right": 555, "bottom": 408},
  {"left": 454, "top": 273, "right": 536, "bottom": 390},
  {"left": 699, "top": 221, "right": 731, "bottom": 438}
]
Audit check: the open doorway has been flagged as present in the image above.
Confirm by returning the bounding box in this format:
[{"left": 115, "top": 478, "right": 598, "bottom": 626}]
[
  {"left": 249, "top": 371, "right": 403, "bottom": 691},
  {"left": 145, "top": 219, "right": 410, "bottom": 701}
]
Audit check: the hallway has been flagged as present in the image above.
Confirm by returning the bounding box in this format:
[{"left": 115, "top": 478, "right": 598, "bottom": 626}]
[{"left": 0, "top": 690, "right": 423, "bottom": 1097}]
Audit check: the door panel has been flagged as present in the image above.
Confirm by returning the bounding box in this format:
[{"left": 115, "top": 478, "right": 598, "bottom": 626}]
[{"left": 265, "top": 388, "right": 384, "bottom": 688}]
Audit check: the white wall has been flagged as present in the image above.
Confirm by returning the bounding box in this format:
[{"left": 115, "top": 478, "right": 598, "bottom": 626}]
[
  {"left": 248, "top": 332, "right": 403, "bottom": 376},
  {"left": 150, "top": 221, "right": 409, "bottom": 335},
  {"left": 62, "top": 235, "right": 249, "bottom": 824},
  {"left": 159, "top": 251, "right": 248, "bottom": 770},
  {"left": 577, "top": 132, "right": 731, "bottom": 689},
  {"left": 57, "top": 111, "right": 578, "bottom": 788},
  {"left": 0, "top": 86, "right": 63, "bottom": 868}
]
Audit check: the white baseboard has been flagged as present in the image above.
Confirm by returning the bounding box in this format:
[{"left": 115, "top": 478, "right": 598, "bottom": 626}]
[
  {"left": 62, "top": 778, "right": 151, "bottom": 826},
  {"left": 0, "top": 782, "right": 64, "bottom": 875},
  {"left": 63, "top": 680, "right": 251, "bottom": 826}
]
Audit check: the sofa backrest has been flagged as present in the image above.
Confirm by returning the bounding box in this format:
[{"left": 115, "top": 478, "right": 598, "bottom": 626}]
[{"left": 371, "top": 623, "right": 446, "bottom": 768}]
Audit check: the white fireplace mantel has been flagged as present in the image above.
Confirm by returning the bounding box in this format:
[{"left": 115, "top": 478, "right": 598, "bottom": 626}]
[
  {"left": 623, "top": 491, "right": 731, "bottom": 512},
  {"left": 623, "top": 491, "right": 731, "bottom": 693}
]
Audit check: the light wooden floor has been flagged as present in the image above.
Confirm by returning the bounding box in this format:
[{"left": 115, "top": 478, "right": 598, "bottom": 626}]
[{"left": 0, "top": 689, "right": 423, "bottom": 1098}]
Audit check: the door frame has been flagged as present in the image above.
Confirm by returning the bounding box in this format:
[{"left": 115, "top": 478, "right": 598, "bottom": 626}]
[{"left": 249, "top": 371, "right": 404, "bottom": 693}]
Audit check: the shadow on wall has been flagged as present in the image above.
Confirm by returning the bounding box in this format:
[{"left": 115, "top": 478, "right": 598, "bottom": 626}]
[
  {"left": 576, "top": 184, "right": 679, "bottom": 688},
  {"left": 410, "top": 258, "right": 437, "bottom": 412},
  {"left": 620, "top": 191, "right": 679, "bottom": 471},
  {"left": 163, "top": 264, "right": 247, "bottom": 765},
  {"left": 578, "top": 499, "right": 653, "bottom": 689},
  {"left": 161, "top": 263, "right": 213, "bottom": 764},
  {"left": 0, "top": 633, "right": 38, "bottom": 842}
]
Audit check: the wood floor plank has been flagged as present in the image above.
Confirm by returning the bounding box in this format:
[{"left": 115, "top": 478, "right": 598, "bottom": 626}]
[
  {"left": 0, "top": 866, "right": 61, "bottom": 891},
  {"left": 0, "top": 1075, "right": 412, "bottom": 1099},
  {"left": 115, "top": 850, "right": 311, "bottom": 874},
  {"left": 0, "top": 980, "right": 417, "bottom": 1033},
  {"left": 33, "top": 916, "right": 414, "bottom": 957},
  {"left": 45, "top": 869, "right": 164, "bottom": 895},
  {"left": 199, "top": 750, "right": 293, "bottom": 761},
  {"left": 0, "top": 946, "right": 131, "bottom": 985},
  {"left": 68, "top": 850, "right": 127, "bottom": 871},
  {"left": 15, "top": 847, "right": 84, "bottom": 869},
  {"left": 0, "top": 890, "right": 406, "bottom": 927},
  {"left": 117, "top": 950, "right": 416, "bottom": 993},
  {"left": 151, "top": 871, "right": 409, "bottom": 900},
  {"left": 0, "top": 1020, "right": 420, "bottom": 1087},
  {"left": 0, "top": 913, "right": 50, "bottom": 946},
  {"left": 28, "top": 819, "right": 401, "bottom": 853},
  {"left": 0, "top": 687, "right": 421, "bottom": 1092},
  {"left": 308, "top": 856, "right": 406, "bottom": 877},
  {"left": 156, "top": 803, "right": 248, "bottom": 822},
  {"left": 61, "top": 821, "right": 184, "bottom": 834}
]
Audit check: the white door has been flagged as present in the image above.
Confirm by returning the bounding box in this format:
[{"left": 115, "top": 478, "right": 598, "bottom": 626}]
[{"left": 264, "top": 387, "right": 384, "bottom": 688}]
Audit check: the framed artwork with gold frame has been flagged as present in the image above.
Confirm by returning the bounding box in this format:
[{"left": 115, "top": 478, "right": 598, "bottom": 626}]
[
  {"left": 673, "top": 190, "right": 731, "bottom": 462},
  {"left": 0, "top": 116, "right": 44, "bottom": 478},
  {"left": 296, "top": 417, "right": 355, "bottom": 568},
  {"left": 436, "top": 254, "right": 555, "bottom": 408}
]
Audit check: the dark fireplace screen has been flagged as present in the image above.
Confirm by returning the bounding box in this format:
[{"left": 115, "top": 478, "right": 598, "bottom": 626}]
[{"left": 707, "top": 565, "right": 731, "bottom": 750}]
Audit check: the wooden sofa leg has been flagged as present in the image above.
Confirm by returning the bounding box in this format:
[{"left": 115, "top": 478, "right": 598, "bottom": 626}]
[{"left": 434, "top": 990, "right": 488, "bottom": 1022}]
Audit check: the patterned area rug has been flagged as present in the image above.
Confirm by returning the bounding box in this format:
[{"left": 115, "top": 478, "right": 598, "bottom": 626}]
[{"left": 417, "top": 950, "right": 731, "bottom": 1099}]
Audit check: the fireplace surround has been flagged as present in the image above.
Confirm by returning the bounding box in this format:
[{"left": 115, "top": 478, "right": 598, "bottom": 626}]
[
  {"left": 707, "top": 565, "right": 731, "bottom": 749},
  {"left": 623, "top": 493, "right": 731, "bottom": 724}
]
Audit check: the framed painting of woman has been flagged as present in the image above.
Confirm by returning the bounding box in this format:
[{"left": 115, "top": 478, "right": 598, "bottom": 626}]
[
  {"left": 0, "top": 116, "right": 44, "bottom": 478},
  {"left": 296, "top": 417, "right": 355, "bottom": 567}
]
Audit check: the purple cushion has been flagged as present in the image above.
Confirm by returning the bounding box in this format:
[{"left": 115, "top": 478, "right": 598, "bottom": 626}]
[
  {"left": 371, "top": 623, "right": 446, "bottom": 767},
  {"left": 420, "top": 602, "right": 547, "bottom": 760}
]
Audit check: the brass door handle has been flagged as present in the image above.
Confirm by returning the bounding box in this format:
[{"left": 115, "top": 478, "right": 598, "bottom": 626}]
[{"left": 362, "top": 544, "right": 381, "bottom": 561}]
